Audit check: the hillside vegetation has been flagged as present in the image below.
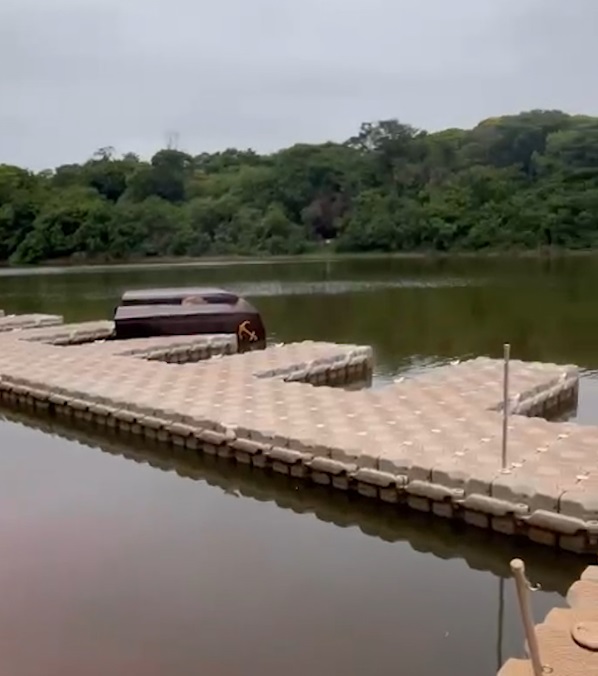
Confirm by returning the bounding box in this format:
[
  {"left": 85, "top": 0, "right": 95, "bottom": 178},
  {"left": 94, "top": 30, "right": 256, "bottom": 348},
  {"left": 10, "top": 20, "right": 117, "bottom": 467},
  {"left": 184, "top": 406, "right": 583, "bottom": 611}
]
[{"left": 2, "top": 110, "right": 598, "bottom": 264}]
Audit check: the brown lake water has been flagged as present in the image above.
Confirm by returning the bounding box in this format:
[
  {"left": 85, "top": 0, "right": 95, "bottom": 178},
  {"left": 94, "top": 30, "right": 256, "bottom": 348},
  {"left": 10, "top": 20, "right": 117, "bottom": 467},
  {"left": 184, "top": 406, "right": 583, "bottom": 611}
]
[{"left": 0, "top": 255, "right": 596, "bottom": 676}]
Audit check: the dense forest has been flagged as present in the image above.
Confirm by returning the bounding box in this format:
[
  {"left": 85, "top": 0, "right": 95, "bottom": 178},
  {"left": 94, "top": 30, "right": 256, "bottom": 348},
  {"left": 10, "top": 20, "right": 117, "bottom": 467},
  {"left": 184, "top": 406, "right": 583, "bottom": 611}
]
[{"left": 2, "top": 110, "right": 598, "bottom": 264}]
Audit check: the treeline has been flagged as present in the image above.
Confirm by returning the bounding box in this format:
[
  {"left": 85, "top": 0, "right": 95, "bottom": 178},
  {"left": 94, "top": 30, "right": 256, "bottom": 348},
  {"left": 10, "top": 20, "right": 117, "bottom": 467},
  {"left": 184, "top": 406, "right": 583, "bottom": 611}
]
[{"left": 2, "top": 109, "right": 598, "bottom": 264}]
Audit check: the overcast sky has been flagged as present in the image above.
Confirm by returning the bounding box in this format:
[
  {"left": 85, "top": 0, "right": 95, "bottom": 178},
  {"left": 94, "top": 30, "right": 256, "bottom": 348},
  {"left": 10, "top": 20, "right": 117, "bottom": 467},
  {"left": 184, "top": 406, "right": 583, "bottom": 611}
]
[{"left": 0, "top": 0, "right": 596, "bottom": 169}]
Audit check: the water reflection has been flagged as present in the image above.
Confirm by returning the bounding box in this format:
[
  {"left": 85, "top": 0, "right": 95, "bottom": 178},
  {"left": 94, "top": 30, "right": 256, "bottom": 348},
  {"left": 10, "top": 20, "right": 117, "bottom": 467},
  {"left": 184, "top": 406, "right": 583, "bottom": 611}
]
[
  {"left": 231, "top": 278, "right": 481, "bottom": 297},
  {"left": 0, "top": 406, "right": 588, "bottom": 676},
  {"left": 4, "top": 407, "right": 586, "bottom": 593}
]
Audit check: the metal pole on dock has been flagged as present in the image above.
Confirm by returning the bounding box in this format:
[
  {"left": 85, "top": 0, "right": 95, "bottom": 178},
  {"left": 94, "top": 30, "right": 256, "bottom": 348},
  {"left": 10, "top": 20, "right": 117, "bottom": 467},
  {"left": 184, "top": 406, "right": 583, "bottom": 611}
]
[
  {"left": 501, "top": 343, "right": 511, "bottom": 470},
  {"left": 510, "top": 558, "right": 544, "bottom": 676}
]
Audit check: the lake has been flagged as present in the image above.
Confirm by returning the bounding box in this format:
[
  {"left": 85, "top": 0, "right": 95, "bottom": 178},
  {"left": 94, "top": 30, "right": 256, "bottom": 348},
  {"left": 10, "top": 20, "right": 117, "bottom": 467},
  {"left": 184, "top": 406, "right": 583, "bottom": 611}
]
[{"left": 0, "top": 255, "right": 596, "bottom": 676}]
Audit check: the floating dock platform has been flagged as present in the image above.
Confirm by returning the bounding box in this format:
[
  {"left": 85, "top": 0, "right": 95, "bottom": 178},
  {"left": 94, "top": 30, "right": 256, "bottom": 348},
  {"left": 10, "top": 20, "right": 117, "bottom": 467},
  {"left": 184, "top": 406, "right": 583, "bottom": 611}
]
[
  {"left": 500, "top": 565, "right": 598, "bottom": 675},
  {"left": 0, "top": 313, "right": 596, "bottom": 553}
]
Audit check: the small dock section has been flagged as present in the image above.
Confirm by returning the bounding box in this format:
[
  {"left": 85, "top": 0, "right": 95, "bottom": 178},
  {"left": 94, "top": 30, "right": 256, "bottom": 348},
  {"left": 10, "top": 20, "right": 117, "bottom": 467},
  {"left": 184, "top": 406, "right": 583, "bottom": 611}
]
[
  {"left": 0, "top": 312, "right": 63, "bottom": 333},
  {"left": 500, "top": 565, "right": 598, "bottom": 675}
]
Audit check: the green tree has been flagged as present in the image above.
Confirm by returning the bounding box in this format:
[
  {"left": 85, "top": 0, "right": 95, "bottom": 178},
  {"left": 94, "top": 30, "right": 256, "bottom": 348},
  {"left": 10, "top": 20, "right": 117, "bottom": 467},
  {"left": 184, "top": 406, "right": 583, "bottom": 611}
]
[{"left": 4, "top": 109, "right": 598, "bottom": 264}]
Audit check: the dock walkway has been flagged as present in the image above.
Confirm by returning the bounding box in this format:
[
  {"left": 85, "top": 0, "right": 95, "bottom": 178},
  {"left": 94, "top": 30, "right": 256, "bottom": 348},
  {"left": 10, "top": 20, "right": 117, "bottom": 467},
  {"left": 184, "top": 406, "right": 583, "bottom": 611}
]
[{"left": 0, "top": 313, "right": 596, "bottom": 552}]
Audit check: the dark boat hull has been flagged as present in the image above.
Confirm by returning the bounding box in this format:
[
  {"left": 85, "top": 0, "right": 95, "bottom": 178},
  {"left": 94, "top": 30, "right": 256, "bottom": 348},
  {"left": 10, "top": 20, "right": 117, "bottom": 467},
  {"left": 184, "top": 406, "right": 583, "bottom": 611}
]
[{"left": 113, "top": 288, "right": 266, "bottom": 350}]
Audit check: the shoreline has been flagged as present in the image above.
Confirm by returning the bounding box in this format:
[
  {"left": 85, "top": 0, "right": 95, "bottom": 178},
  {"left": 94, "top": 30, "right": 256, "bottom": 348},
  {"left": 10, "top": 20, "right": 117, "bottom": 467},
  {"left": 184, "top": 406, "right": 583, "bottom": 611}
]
[{"left": 1, "top": 248, "right": 598, "bottom": 274}]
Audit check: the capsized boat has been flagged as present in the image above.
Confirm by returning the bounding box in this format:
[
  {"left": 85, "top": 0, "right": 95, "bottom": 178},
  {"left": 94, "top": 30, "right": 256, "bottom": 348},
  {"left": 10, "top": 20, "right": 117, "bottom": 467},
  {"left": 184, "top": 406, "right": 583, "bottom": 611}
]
[{"left": 113, "top": 287, "right": 266, "bottom": 350}]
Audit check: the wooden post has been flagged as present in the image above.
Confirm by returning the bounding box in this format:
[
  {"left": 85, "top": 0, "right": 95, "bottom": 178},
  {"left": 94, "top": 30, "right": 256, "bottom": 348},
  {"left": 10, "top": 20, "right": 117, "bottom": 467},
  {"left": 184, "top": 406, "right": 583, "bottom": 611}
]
[{"left": 510, "top": 558, "right": 544, "bottom": 676}]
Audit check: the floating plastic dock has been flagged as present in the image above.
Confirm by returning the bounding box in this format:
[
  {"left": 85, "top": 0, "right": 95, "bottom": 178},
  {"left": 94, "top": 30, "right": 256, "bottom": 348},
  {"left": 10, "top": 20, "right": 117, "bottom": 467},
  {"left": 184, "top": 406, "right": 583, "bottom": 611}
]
[
  {"left": 500, "top": 565, "right": 598, "bottom": 675},
  {"left": 0, "top": 313, "right": 596, "bottom": 553}
]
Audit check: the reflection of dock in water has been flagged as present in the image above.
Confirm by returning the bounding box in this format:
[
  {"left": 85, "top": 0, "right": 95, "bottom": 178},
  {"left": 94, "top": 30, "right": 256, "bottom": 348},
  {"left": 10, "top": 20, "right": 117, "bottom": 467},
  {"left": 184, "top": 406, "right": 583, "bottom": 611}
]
[{"left": 1, "top": 406, "right": 589, "bottom": 598}]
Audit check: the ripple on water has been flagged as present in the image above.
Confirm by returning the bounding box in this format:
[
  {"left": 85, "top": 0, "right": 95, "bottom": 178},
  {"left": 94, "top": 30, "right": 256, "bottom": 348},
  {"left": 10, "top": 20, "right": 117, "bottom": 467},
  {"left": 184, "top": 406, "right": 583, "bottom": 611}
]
[{"left": 233, "top": 278, "right": 482, "bottom": 297}]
